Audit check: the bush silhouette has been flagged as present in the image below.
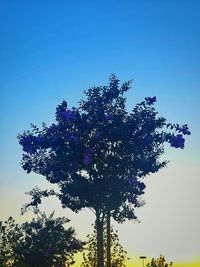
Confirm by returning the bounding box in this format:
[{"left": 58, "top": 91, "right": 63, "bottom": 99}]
[
  {"left": 146, "top": 255, "right": 173, "bottom": 267},
  {"left": 0, "top": 212, "right": 83, "bottom": 267}
]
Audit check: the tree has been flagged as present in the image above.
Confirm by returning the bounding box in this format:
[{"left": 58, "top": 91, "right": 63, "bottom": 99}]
[
  {"left": 18, "top": 74, "right": 190, "bottom": 267},
  {"left": 0, "top": 212, "right": 83, "bottom": 267},
  {"left": 146, "top": 255, "right": 173, "bottom": 267},
  {"left": 81, "top": 224, "right": 129, "bottom": 267}
]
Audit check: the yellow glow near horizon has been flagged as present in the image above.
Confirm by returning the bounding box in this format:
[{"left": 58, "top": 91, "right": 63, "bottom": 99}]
[
  {"left": 73, "top": 253, "right": 200, "bottom": 267},
  {"left": 174, "top": 263, "right": 200, "bottom": 267}
]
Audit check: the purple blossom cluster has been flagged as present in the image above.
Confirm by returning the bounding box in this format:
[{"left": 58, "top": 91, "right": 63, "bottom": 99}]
[
  {"left": 19, "top": 133, "right": 60, "bottom": 154},
  {"left": 169, "top": 134, "right": 185, "bottom": 149},
  {"left": 19, "top": 135, "right": 37, "bottom": 154},
  {"left": 68, "top": 135, "right": 80, "bottom": 145},
  {"left": 138, "top": 181, "right": 146, "bottom": 191},
  {"left": 128, "top": 194, "right": 137, "bottom": 204},
  {"left": 59, "top": 110, "right": 76, "bottom": 121},
  {"left": 105, "top": 113, "right": 114, "bottom": 122},
  {"left": 180, "top": 124, "right": 191, "bottom": 135},
  {"left": 95, "top": 131, "right": 101, "bottom": 139},
  {"left": 36, "top": 135, "right": 46, "bottom": 147},
  {"left": 167, "top": 123, "right": 191, "bottom": 136},
  {"left": 47, "top": 123, "right": 58, "bottom": 134},
  {"left": 83, "top": 147, "right": 95, "bottom": 166},
  {"left": 145, "top": 96, "right": 157, "bottom": 105},
  {"left": 128, "top": 175, "right": 137, "bottom": 186}
]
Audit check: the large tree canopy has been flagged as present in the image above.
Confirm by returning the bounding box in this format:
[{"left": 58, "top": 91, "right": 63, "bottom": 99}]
[{"left": 18, "top": 74, "right": 190, "bottom": 267}]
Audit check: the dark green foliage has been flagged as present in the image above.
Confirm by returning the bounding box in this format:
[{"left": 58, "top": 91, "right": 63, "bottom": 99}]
[
  {"left": 0, "top": 212, "right": 83, "bottom": 267},
  {"left": 81, "top": 224, "right": 129, "bottom": 267}
]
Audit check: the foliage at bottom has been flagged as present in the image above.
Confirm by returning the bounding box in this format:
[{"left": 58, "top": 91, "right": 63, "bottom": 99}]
[
  {"left": 0, "top": 212, "right": 84, "bottom": 267},
  {"left": 146, "top": 255, "right": 173, "bottom": 267}
]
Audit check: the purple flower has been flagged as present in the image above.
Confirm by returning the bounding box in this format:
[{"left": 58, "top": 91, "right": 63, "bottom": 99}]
[
  {"left": 180, "top": 125, "right": 191, "bottom": 135},
  {"left": 128, "top": 194, "right": 137, "bottom": 204},
  {"left": 48, "top": 124, "right": 57, "bottom": 134},
  {"left": 36, "top": 135, "right": 46, "bottom": 148},
  {"left": 95, "top": 131, "right": 101, "bottom": 139},
  {"left": 19, "top": 135, "right": 32, "bottom": 147},
  {"left": 83, "top": 147, "right": 95, "bottom": 166},
  {"left": 170, "top": 134, "right": 185, "bottom": 149},
  {"left": 68, "top": 135, "right": 80, "bottom": 145},
  {"left": 87, "top": 147, "right": 95, "bottom": 154},
  {"left": 19, "top": 135, "right": 36, "bottom": 154},
  {"left": 83, "top": 153, "right": 92, "bottom": 165},
  {"left": 128, "top": 175, "right": 137, "bottom": 186},
  {"left": 138, "top": 182, "right": 146, "bottom": 191},
  {"left": 105, "top": 114, "right": 114, "bottom": 121},
  {"left": 59, "top": 110, "right": 76, "bottom": 121},
  {"left": 145, "top": 96, "right": 157, "bottom": 105}
]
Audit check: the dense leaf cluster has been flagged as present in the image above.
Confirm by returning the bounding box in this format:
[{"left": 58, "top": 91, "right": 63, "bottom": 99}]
[{"left": 0, "top": 212, "right": 83, "bottom": 267}]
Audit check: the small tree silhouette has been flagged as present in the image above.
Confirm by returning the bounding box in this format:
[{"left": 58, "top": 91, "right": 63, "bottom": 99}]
[
  {"left": 81, "top": 224, "right": 129, "bottom": 267},
  {"left": 0, "top": 212, "right": 83, "bottom": 267},
  {"left": 146, "top": 255, "right": 173, "bottom": 267}
]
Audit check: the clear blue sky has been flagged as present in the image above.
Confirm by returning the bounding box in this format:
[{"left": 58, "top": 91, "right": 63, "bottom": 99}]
[{"left": 1, "top": 0, "right": 200, "bottom": 263}]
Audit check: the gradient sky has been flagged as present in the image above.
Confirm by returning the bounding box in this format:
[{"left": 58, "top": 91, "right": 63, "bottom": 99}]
[{"left": 1, "top": 1, "right": 200, "bottom": 265}]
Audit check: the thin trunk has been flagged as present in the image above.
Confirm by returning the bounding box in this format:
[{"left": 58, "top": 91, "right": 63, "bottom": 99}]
[
  {"left": 106, "top": 211, "right": 111, "bottom": 267},
  {"left": 96, "top": 217, "right": 104, "bottom": 267}
]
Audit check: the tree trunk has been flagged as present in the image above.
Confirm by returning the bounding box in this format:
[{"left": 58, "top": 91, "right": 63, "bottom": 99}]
[
  {"left": 106, "top": 211, "right": 111, "bottom": 267},
  {"left": 96, "top": 217, "right": 104, "bottom": 267}
]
